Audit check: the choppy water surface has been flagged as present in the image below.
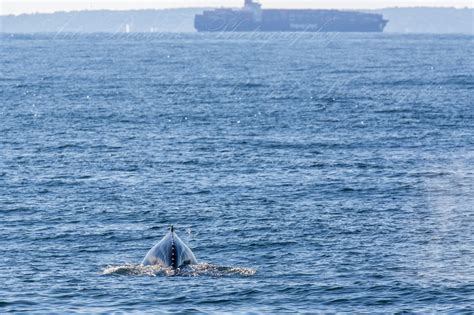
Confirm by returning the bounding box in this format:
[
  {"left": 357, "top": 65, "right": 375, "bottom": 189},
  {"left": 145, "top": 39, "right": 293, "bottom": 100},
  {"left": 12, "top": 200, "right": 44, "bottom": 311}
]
[{"left": 1, "top": 33, "right": 473, "bottom": 313}]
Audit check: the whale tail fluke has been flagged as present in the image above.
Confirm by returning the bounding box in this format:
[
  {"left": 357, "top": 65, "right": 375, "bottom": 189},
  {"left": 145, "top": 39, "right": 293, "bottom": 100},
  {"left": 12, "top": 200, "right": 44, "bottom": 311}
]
[{"left": 142, "top": 226, "right": 197, "bottom": 269}]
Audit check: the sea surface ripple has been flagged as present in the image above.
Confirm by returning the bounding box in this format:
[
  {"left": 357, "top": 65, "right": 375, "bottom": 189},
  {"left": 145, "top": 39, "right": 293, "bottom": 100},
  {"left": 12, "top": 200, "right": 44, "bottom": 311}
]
[{"left": 0, "top": 33, "right": 473, "bottom": 313}]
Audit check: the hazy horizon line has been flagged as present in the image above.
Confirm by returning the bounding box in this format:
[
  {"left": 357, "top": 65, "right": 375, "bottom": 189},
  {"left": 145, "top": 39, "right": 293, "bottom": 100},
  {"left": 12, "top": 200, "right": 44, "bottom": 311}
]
[{"left": 2, "top": 5, "right": 473, "bottom": 17}]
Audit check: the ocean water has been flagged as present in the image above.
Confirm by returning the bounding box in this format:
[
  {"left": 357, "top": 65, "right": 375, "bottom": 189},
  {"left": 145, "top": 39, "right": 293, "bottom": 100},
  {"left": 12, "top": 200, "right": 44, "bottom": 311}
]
[{"left": 0, "top": 33, "right": 473, "bottom": 313}]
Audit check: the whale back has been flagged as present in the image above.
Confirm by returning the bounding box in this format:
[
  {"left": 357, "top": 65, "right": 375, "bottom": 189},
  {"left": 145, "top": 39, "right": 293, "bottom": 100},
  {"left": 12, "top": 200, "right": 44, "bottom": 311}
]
[{"left": 142, "top": 229, "right": 197, "bottom": 268}]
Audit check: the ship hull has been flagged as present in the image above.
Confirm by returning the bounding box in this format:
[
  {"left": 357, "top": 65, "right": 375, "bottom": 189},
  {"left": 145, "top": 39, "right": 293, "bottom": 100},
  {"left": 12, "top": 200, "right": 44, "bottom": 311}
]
[{"left": 195, "top": 9, "right": 388, "bottom": 33}]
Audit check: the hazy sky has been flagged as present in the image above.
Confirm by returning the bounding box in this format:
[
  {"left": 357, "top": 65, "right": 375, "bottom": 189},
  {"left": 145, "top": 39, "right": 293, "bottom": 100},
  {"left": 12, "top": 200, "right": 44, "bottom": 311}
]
[{"left": 2, "top": 0, "right": 473, "bottom": 15}]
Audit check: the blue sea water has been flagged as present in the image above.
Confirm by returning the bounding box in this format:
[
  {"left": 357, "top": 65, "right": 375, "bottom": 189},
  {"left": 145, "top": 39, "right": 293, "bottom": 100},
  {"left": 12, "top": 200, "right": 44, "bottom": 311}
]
[{"left": 0, "top": 32, "right": 473, "bottom": 313}]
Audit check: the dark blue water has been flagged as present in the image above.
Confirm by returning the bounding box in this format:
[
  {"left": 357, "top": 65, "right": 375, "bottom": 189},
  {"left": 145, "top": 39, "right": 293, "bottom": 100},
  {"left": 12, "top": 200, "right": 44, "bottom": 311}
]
[{"left": 1, "top": 33, "right": 473, "bottom": 313}]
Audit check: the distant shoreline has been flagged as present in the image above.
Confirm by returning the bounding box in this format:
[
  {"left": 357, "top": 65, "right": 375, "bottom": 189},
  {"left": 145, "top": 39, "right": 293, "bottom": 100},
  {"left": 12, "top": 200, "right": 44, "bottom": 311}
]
[
  {"left": 1, "top": 6, "right": 472, "bottom": 17},
  {"left": 1, "top": 7, "right": 473, "bottom": 34}
]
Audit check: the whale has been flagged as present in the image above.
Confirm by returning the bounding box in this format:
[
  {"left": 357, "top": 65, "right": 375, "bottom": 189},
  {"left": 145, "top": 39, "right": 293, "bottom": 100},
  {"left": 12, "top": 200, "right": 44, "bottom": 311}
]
[{"left": 142, "top": 226, "right": 198, "bottom": 269}]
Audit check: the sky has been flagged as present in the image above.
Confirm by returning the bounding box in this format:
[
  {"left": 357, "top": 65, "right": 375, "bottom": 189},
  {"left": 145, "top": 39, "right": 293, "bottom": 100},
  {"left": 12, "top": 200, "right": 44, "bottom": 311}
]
[{"left": 2, "top": 0, "right": 473, "bottom": 15}]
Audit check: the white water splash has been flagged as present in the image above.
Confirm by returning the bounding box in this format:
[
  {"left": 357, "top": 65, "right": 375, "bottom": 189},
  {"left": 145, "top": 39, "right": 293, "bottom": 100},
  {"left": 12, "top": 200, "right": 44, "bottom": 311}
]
[
  {"left": 101, "top": 263, "right": 256, "bottom": 277},
  {"left": 418, "top": 153, "right": 474, "bottom": 284}
]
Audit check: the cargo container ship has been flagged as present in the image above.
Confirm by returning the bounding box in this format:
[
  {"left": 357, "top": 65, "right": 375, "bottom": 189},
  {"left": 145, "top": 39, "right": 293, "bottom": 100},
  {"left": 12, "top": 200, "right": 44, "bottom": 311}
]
[{"left": 195, "top": 0, "right": 388, "bottom": 32}]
